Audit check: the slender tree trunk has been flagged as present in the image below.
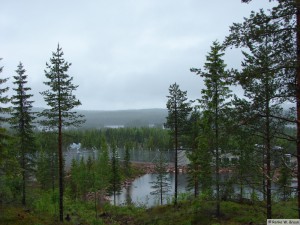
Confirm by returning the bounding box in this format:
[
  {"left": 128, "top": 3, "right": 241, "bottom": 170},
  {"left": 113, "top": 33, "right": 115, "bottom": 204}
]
[
  {"left": 263, "top": 150, "right": 266, "bottom": 201},
  {"left": 174, "top": 101, "right": 178, "bottom": 206},
  {"left": 215, "top": 128, "right": 220, "bottom": 217},
  {"left": 160, "top": 178, "right": 163, "bottom": 205},
  {"left": 57, "top": 62, "right": 64, "bottom": 222},
  {"left": 113, "top": 190, "right": 116, "bottom": 206},
  {"left": 58, "top": 114, "right": 63, "bottom": 222},
  {"left": 266, "top": 95, "right": 272, "bottom": 219},
  {"left": 215, "top": 89, "right": 220, "bottom": 217},
  {"left": 51, "top": 151, "right": 55, "bottom": 193},
  {"left": 296, "top": 0, "right": 300, "bottom": 219},
  {"left": 21, "top": 146, "right": 26, "bottom": 206},
  {"left": 194, "top": 166, "right": 199, "bottom": 198}
]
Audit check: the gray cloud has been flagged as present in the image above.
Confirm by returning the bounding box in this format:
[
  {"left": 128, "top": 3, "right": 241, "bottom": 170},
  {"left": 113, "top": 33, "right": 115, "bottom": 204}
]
[{"left": 1, "top": 0, "right": 274, "bottom": 110}]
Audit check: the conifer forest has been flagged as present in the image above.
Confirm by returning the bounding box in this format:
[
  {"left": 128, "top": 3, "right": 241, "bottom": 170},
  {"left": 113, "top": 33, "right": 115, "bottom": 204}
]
[{"left": 1, "top": 0, "right": 300, "bottom": 224}]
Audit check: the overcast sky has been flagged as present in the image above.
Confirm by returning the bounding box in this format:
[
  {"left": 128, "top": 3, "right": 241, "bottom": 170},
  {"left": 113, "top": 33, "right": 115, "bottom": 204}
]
[{"left": 1, "top": 0, "right": 274, "bottom": 110}]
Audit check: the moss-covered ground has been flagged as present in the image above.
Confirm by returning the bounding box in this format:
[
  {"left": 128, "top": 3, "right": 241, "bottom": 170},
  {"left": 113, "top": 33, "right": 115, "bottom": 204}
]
[{"left": 1, "top": 198, "right": 298, "bottom": 225}]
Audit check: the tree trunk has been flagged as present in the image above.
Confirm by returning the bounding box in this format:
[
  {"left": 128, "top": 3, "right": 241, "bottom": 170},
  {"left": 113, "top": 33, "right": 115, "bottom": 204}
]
[
  {"left": 160, "top": 178, "right": 163, "bottom": 205},
  {"left": 22, "top": 147, "right": 26, "bottom": 206},
  {"left": 58, "top": 62, "right": 64, "bottom": 222},
  {"left": 58, "top": 115, "right": 63, "bottom": 222},
  {"left": 266, "top": 97, "right": 272, "bottom": 219},
  {"left": 296, "top": 0, "right": 300, "bottom": 219},
  {"left": 194, "top": 166, "right": 199, "bottom": 198},
  {"left": 174, "top": 101, "right": 178, "bottom": 206},
  {"left": 215, "top": 87, "right": 220, "bottom": 217}
]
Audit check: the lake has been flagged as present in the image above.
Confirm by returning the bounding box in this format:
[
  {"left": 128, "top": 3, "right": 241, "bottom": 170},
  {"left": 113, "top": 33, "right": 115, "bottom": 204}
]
[{"left": 110, "top": 173, "right": 188, "bottom": 207}]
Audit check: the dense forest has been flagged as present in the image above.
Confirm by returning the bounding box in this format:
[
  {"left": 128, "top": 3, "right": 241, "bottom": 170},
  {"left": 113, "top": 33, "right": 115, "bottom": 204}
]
[{"left": 1, "top": 0, "right": 300, "bottom": 224}]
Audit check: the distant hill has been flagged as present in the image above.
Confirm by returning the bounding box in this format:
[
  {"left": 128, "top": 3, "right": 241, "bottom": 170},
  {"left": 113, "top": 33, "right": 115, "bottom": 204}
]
[
  {"left": 78, "top": 108, "right": 167, "bottom": 129},
  {"left": 2, "top": 108, "right": 167, "bottom": 130}
]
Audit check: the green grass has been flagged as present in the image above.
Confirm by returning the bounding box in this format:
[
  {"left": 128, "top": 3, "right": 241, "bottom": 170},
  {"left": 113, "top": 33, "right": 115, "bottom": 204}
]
[{"left": 1, "top": 197, "right": 299, "bottom": 225}]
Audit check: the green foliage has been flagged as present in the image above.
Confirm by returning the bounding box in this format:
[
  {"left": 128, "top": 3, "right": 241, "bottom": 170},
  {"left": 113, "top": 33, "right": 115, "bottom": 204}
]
[
  {"left": 0, "top": 59, "right": 20, "bottom": 204},
  {"left": 165, "top": 83, "right": 192, "bottom": 137},
  {"left": 191, "top": 41, "right": 232, "bottom": 216},
  {"left": 276, "top": 159, "right": 292, "bottom": 201},
  {"left": 10, "top": 62, "right": 36, "bottom": 206},
  {"left": 39, "top": 44, "right": 84, "bottom": 221},
  {"left": 33, "top": 189, "right": 59, "bottom": 216},
  {"left": 224, "top": 5, "right": 295, "bottom": 218},
  {"left": 64, "top": 127, "right": 170, "bottom": 151},
  {"left": 95, "top": 135, "right": 111, "bottom": 193},
  {"left": 150, "top": 151, "right": 171, "bottom": 205},
  {"left": 39, "top": 44, "right": 84, "bottom": 128},
  {"left": 124, "top": 142, "right": 132, "bottom": 177},
  {"left": 165, "top": 83, "right": 192, "bottom": 205},
  {"left": 110, "top": 142, "right": 122, "bottom": 205},
  {"left": 0, "top": 58, "right": 10, "bottom": 122}
]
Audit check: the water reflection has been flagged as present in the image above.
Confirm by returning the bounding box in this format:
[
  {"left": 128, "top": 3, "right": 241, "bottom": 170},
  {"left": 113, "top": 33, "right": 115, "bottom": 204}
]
[{"left": 111, "top": 173, "right": 187, "bottom": 207}]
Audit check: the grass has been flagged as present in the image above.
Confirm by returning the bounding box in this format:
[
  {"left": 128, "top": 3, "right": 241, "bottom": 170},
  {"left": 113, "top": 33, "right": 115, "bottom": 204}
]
[{"left": 1, "top": 196, "right": 299, "bottom": 225}]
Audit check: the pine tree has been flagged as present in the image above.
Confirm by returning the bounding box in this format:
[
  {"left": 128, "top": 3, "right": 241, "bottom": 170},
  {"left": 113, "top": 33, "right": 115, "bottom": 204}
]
[
  {"left": 10, "top": 62, "right": 36, "bottom": 206},
  {"left": 110, "top": 142, "right": 121, "bottom": 206},
  {"left": 224, "top": 8, "right": 293, "bottom": 218},
  {"left": 150, "top": 151, "right": 171, "bottom": 205},
  {"left": 191, "top": 41, "right": 232, "bottom": 217},
  {"left": 225, "top": 0, "right": 300, "bottom": 216},
  {"left": 40, "top": 44, "right": 85, "bottom": 222},
  {"left": 165, "top": 83, "right": 192, "bottom": 206}
]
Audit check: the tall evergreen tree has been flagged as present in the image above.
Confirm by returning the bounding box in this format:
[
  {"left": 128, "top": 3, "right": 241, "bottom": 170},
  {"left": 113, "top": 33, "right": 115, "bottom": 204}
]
[
  {"left": 0, "top": 58, "right": 10, "bottom": 169},
  {"left": 0, "top": 58, "right": 17, "bottom": 204},
  {"left": 191, "top": 41, "right": 232, "bottom": 217},
  {"left": 110, "top": 142, "right": 121, "bottom": 206},
  {"left": 10, "top": 62, "right": 36, "bottom": 206},
  {"left": 227, "top": 0, "right": 300, "bottom": 215},
  {"left": 0, "top": 58, "right": 10, "bottom": 123},
  {"left": 40, "top": 44, "right": 84, "bottom": 222},
  {"left": 224, "top": 7, "right": 294, "bottom": 218},
  {"left": 165, "top": 83, "right": 192, "bottom": 206}
]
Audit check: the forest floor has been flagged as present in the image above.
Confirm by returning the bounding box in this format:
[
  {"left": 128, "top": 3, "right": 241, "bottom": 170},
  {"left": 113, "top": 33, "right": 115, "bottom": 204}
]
[
  {"left": 1, "top": 198, "right": 298, "bottom": 225},
  {"left": 1, "top": 164, "right": 298, "bottom": 224}
]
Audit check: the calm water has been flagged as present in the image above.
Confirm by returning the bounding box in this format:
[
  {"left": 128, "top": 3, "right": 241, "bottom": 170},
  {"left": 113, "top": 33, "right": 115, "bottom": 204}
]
[
  {"left": 64, "top": 148, "right": 296, "bottom": 207},
  {"left": 110, "top": 173, "right": 188, "bottom": 207},
  {"left": 110, "top": 173, "right": 297, "bottom": 207}
]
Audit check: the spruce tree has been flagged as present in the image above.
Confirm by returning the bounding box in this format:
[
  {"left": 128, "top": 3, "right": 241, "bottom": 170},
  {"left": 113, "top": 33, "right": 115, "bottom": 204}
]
[
  {"left": 165, "top": 83, "right": 192, "bottom": 206},
  {"left": 40, "top": 44, "right": 84, "bottom": 222},
  {"left": 110, "top": 142, "right": 121, "bottom": 206},
  {"left": 10, "top": 62, "right": 36, "bottom": 206},
  {"left": 191, "top": 41, "right": 232, "bottom": 217},
  {"left": 0, "top": 58, "right": 17, "bottom": 204},
  {"left": 0, "top": 58, "right": 10, "bottom": 168}
]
